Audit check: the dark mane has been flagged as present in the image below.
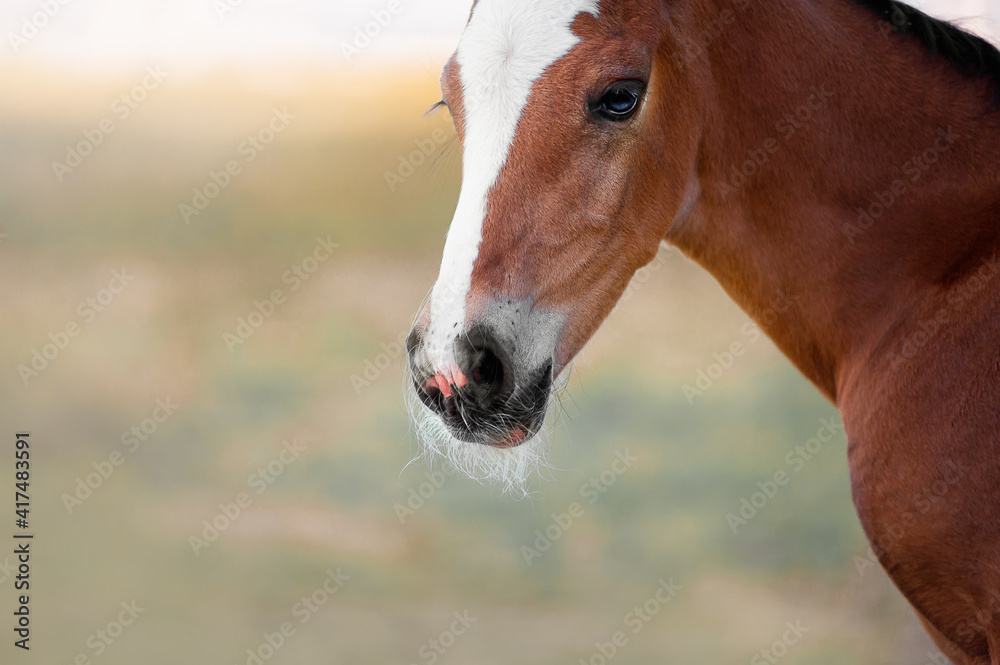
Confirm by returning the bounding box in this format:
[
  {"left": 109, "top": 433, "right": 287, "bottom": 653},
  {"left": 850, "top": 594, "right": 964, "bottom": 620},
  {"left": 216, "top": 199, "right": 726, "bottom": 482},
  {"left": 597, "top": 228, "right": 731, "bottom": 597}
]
[{"left": 853, "top": 0, "right": 1000, "bottom": 98}]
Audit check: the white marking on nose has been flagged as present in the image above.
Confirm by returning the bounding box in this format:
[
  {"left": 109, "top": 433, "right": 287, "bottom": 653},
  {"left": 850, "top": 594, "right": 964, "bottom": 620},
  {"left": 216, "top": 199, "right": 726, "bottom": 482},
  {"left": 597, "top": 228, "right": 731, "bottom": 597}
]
[{"left": 424, "top": 0, "right": 600, "bottom": 371}]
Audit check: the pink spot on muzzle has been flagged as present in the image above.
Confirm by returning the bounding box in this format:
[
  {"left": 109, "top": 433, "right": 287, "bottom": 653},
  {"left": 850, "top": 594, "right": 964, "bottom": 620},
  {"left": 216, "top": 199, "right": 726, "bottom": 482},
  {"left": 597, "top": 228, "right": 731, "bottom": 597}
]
[
  {"left": 424, "top": 365, "right": 468, "bottom": 399},
  {"left": 498, "top": 426, "right": 526, "bottom": 448}
]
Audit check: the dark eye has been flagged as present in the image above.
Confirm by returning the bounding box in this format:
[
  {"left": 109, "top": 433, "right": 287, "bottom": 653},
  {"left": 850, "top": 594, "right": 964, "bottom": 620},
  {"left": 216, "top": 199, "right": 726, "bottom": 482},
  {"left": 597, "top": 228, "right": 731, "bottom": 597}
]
[{"left": 591, "top": 80, "right": 645, "bottom": 122}]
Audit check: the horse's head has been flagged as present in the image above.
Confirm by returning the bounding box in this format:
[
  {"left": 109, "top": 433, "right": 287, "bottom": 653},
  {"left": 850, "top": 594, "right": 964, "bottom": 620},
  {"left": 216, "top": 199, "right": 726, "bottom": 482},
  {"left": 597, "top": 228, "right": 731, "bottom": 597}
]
[{"left": 406, "top": 0, "right": 702, "bottom": 489}]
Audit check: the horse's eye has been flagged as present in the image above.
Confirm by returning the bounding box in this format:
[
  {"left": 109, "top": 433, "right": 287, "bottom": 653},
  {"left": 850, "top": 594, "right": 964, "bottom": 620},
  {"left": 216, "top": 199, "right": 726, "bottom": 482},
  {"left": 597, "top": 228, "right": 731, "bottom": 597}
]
[{"left": 592, "top": 81, "right": 645, "bottom": 122}]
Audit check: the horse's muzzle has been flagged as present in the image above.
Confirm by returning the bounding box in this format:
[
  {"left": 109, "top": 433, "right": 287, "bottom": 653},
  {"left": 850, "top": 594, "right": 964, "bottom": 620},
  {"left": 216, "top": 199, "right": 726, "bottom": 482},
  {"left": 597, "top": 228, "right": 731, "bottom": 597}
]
[{"left": 406, "top": 324, "right": 553, "bottom": 447}]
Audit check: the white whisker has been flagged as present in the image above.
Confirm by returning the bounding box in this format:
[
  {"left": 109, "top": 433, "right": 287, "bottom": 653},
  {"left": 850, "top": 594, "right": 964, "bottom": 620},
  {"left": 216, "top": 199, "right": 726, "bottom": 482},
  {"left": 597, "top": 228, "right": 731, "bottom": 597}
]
[{"left": 403, "top": 366, "right": 553, "bottom": 498}]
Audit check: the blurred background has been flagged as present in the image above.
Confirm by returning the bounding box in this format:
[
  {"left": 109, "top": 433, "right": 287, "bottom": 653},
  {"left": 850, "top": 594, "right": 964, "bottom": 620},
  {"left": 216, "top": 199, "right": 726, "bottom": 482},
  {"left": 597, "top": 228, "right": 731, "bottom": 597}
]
[{"left": 1, "top": 1, "right": 997, "bottom": 663}]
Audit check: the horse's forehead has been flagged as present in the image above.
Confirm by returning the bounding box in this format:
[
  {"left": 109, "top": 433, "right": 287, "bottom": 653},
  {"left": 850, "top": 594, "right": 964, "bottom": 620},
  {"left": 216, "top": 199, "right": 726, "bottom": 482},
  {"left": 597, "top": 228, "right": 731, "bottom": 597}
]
[
  {"left": 454, "top": 0, "right": 600, "bottom": 138},
  {"left": 457, "top": 0, "right": 600, "bottom": 67}
]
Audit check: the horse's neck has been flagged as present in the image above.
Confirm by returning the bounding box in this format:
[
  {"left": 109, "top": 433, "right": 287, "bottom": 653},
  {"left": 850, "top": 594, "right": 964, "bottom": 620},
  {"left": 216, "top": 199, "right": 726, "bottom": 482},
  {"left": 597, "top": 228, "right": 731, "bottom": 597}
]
[{"left": 668, "top": 0, "right": 1000, "bottom": 402}]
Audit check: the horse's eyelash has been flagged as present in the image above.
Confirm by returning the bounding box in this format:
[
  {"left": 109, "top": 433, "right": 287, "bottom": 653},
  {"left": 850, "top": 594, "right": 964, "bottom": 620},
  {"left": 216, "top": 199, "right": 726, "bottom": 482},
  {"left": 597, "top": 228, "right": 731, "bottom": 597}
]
[{"left": 427, "top": 100, "right": 449, "bottom": 115}]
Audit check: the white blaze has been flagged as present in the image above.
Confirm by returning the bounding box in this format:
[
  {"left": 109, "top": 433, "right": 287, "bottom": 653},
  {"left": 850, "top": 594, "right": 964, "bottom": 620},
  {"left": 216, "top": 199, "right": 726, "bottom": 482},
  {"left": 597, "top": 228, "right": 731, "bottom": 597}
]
[{"left": 425, "top": 0, "right": 600, "bottom": 370}]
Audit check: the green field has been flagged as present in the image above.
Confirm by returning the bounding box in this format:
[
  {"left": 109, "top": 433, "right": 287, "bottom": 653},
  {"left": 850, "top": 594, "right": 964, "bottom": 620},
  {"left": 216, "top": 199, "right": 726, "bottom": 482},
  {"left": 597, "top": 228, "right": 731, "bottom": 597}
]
[{"left": 0, "top": 64, "right": 935, "bottom": 664}]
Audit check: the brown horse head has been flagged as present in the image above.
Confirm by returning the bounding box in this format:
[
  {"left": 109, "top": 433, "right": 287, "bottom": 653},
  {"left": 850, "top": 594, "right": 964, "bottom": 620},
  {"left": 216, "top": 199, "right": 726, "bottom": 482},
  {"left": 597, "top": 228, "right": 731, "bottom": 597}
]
[
  {"left": 405, "top": 0, "right": 1000, "bottom": 661},
  {"left": 406, "top": 0, "right": 701, "bottom": 486}
]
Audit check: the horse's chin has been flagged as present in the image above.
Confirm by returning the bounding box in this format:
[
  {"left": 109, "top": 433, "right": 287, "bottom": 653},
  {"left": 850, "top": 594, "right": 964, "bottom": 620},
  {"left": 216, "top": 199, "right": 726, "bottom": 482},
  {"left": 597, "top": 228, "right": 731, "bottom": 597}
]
[
  {"left": 406, "top": 393, "right": 552, "bottom": 497},
  {"left": 449, "top": 420, "right": 541, "bottom": 448}
]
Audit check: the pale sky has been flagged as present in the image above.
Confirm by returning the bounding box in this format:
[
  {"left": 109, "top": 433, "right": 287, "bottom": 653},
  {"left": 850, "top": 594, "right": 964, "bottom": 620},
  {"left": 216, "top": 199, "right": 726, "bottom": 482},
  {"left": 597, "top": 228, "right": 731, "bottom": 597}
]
[
  {"left": 0, "top": 0, "right": 475, "bottom": 70},
  {"left": 0, "top": 0, "right": 996, "bottom": 72}
]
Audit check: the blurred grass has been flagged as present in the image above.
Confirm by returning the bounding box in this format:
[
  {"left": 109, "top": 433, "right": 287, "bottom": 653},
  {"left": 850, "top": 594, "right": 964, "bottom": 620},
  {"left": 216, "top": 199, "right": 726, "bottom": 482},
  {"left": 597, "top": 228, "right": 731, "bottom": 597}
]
[{"left": 0, "top": 63, "right": 934, "bottom": 664}]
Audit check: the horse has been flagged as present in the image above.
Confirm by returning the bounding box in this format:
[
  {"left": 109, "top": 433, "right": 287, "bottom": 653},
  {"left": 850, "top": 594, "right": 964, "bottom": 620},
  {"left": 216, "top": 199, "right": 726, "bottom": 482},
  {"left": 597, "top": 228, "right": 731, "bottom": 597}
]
[{"left": 403, "top": 0, "right": 1000, "bottom": 661}]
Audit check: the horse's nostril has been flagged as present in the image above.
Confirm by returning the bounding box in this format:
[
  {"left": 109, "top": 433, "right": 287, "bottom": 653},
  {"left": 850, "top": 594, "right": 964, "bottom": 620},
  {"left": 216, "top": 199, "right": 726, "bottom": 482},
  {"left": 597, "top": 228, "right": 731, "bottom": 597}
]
[
  {"left": 471, "top": 347, "right": 504, "bottom": 391},
  {"left": 410, "top": 326, "right": 521, "bottom": 442}
]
